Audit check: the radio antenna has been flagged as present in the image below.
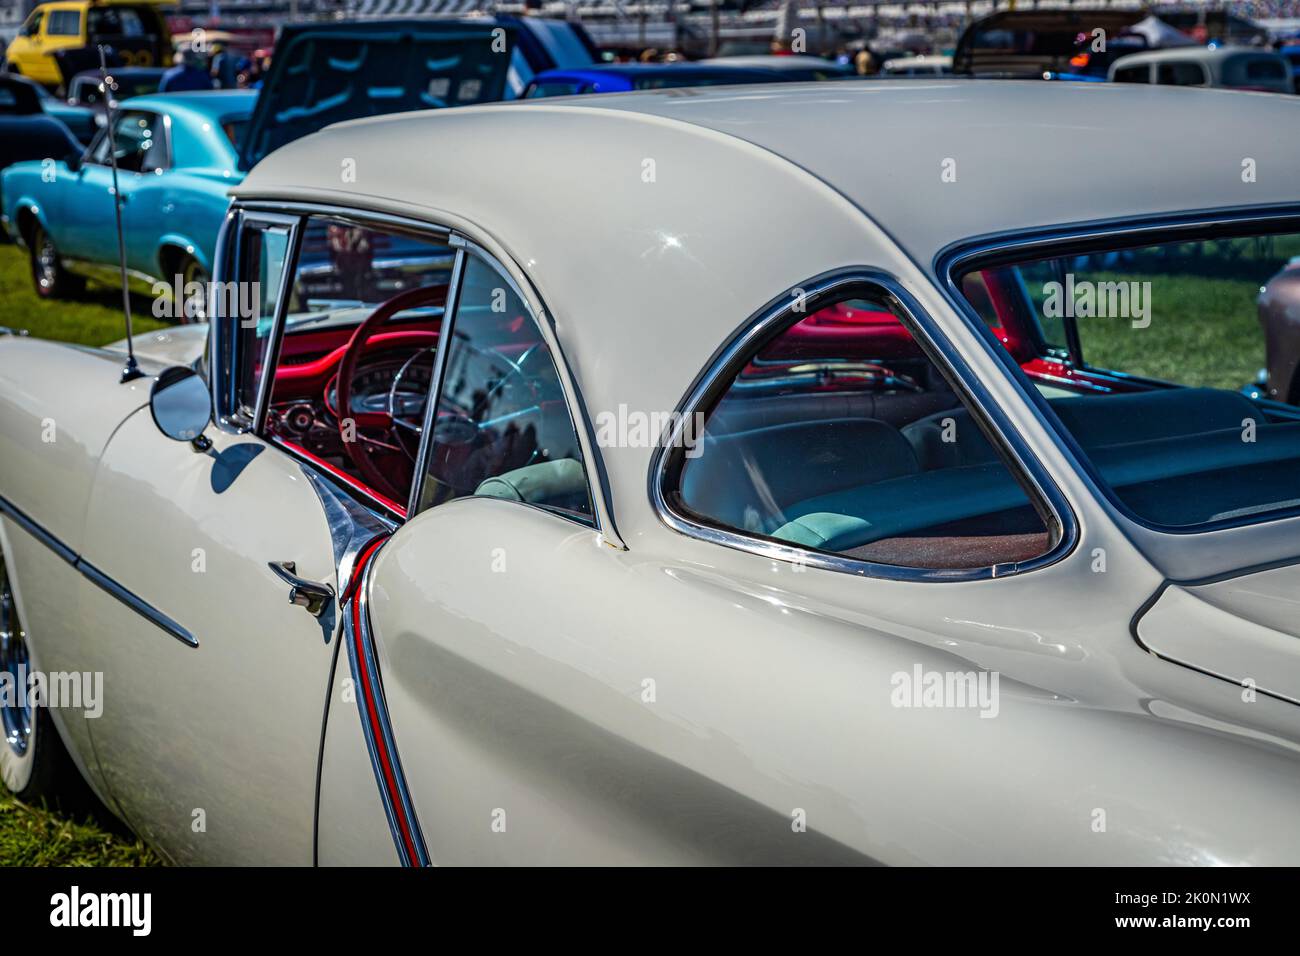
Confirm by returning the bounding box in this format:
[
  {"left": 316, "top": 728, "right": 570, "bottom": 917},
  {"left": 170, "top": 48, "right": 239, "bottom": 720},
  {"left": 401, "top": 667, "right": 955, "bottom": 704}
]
[{"left": 99, "top": 44, "right": 143, "bottom": 384}]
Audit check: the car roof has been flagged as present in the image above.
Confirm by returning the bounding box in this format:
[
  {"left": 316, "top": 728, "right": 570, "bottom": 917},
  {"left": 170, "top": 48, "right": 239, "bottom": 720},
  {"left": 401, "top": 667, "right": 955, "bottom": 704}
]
[
  {"left": 238, "top": 80, "right": 1300, "bottom": 266},
  {"left": 697, "top": 55, "right": 846, "bottom": 71},
  {"left": 72, "top": 66, "right": 166, "bottom": 78},
  {"left": 539, "top": 63, "right": 775, "bottom": 78},
  {"left": 233, "top": 81, "right": 1300, "bottom": 462},
  {"left": 1111, "top": 45, "right": 1282, "bottom": 66},
  {"left": 118, "top": 89, "right": 256, "bottom": 122}
]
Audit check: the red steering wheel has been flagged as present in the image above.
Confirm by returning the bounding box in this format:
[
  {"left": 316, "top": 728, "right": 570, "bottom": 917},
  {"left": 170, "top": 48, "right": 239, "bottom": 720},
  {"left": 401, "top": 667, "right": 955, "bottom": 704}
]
[{"left": 335, "top": 285, "right": 446, "bottom": 503}]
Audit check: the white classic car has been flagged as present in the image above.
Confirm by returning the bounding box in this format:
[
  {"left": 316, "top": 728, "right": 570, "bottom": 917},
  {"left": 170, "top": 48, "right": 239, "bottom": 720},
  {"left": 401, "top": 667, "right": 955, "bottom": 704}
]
[{"left": 2, "top": 81, "right": 1300, "bottom": 865}]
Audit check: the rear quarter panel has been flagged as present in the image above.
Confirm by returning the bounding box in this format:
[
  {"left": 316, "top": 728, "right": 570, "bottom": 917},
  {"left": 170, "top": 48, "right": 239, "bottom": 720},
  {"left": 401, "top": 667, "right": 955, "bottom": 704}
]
[{"left": 366, "top": 496, "right": 1300, "bottom": 865}]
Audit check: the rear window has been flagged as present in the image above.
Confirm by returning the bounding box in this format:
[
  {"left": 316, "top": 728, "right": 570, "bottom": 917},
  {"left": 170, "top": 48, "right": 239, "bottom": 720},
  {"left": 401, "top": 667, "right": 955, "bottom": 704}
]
[
  {"left": 1156, "top": 61, "right": 1206, "bottom": 86},
  {"left": 1112, "top": 65, "right": 1150, "bottom": 83},
  {"left": 665, "top": 284, "right": 1055, "bottom": 572},
  {"left": 956, "top": 230, "right": 1300, "bottom": 530},
  {"left": 1227, "top": 54, "right": 1287, "bottom": 85},
  {"left": 87, "top": 6, "right": 147, "bottom": 38}
]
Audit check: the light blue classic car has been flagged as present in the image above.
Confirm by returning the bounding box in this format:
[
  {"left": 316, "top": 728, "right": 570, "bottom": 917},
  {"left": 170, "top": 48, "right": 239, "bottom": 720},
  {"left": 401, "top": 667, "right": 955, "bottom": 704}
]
[
  {"left": 1, "top": 89, "right": 253, "bottom": 314},
  {"left": 2, "top": 17, "right": 596, "bottom": 321}
]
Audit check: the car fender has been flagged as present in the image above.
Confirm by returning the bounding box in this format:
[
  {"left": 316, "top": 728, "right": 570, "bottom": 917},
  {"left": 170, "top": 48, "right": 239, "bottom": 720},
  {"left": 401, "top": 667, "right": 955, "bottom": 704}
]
[
  {"left": 0, "top": 176, "right": 55, "bottom": 252},
  {"left": 156, "top": 170, "right": 239, "bottom": 273},
  {"left": 0, "top": 337, "right": 159, "bottom": 553},
  {"left": 155, "top": 231, "right": 214, "bottom": 278}
]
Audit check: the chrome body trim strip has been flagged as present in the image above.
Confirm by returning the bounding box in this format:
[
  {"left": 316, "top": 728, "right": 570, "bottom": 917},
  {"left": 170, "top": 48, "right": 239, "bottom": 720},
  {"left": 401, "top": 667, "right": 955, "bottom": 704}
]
[
  {"left": 344, "top": 545, "right": 430, "bottom": 867},
  {"left": 0, "top": 493, "right": 198, "bottom": 647},
  {"left": 0, "top": 493, "right": 77, "bottom": 566},
  {"left": 649, "top": 268, "right": 1078, "bottom": 583},
  {"left": 77, "top": 559, "right": 198, "bottom": 648},
  {"left": 299, "top": 464, "right": 396, "bottom": 594}
]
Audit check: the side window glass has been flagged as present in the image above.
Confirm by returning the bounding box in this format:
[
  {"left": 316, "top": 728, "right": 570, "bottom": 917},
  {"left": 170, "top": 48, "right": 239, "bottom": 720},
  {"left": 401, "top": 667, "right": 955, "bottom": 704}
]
[
  {"left": 417, "top": 254, "right": 593, "bottom": 522},
  {"left": 668, "top": 287, "right": 1054, "bottom": 570},
  {"left": 1113, "top": 65, "right": 1150, "bottom": 83},
  {"left": 261, "top": 217, "right": 456, "bottom": 512},
  {"left": 233, "top": 220, "right": 292, "bottom": 422},
  {"left": 47, "top": 10, "right": 81, "bottom": 36},
  {"left": 1157, "top": 62, "right": 1206, "bottom": 86},
  {"left": 93, "top": 111, "right": 165, "bottom": 173}
]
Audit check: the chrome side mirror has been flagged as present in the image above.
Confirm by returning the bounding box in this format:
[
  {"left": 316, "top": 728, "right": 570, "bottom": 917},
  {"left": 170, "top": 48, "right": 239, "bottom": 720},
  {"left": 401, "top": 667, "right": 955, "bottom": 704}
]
[{"left": 150, "top": 366, "right": 211, "bottom": 442}]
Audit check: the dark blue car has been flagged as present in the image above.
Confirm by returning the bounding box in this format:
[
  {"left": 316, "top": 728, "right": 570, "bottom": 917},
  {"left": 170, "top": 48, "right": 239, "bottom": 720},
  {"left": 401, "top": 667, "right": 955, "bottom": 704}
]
[{"left": 522, "top": 62, "right": 804, "bottom": 98}]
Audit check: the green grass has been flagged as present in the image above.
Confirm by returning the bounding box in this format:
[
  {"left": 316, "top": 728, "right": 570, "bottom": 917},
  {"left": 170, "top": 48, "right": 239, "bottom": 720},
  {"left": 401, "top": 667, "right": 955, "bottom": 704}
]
[
  {"left": 0, "top": 242, "right": 168, "bottom": 347},
  {"left": 1020, "top": 236, "right": 1297, "bottom": 391},
  {"left": 1073, "top": 271, "right": 1265, "bottom": 390},
  {"left": 0, "top": 795, "right": 159, "bottom": 867}
]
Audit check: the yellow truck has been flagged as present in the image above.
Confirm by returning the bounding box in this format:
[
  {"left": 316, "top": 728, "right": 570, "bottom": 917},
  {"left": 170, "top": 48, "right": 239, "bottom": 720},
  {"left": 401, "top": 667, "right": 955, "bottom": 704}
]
[{"left": 5, "top": 0, "right": 174, "bottom": 89}]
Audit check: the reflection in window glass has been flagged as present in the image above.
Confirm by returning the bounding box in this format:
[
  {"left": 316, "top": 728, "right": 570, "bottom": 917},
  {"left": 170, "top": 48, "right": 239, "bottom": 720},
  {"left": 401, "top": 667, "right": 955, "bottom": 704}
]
[
  {"left": 670, "top": 289, "right": 1052, "bottom": 570},
  {"left": 419, "top": 255, "right": 592, "bottom": 522},
  {"left": 261, "top": 218, "right": 454, "bottom": 509},
  {"left": 46, "top": 10, "right": 81, "bottom": 36},
  {"left": 235, "top": 223, "right": 291, "bottom": 421},
  {"left": 959, "top": 232, "right": 1300, "bottom": 529}
]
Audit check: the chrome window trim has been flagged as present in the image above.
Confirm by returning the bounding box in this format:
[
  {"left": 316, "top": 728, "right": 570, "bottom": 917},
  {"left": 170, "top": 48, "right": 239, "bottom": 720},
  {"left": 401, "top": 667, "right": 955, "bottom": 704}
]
[
  {"left": 406, "top": 247, "right": 465, "bottom": 517},
  {"left": 231, "top": 201, "right": 455, "bottom": 246},
  {"left": 210, "top": 208, "right": 301, "bottom": 434},
  {"left": 249, "top": 214, "right": 304, "bottom": 432},
  {"left": 650, "top": 269, "right": 1077, "bottom": 583},
  {"left": 935, "top": 203, "right": 1300, "bottom": 538},
  {"left": 209, "top": 208, "right": 240, "bottom": 431},
  {"left": 222, "top": 201, "right": 606, "bottom": 534},
  {"left": 409, "top": 237, "right": 602, "bottom": 533}
]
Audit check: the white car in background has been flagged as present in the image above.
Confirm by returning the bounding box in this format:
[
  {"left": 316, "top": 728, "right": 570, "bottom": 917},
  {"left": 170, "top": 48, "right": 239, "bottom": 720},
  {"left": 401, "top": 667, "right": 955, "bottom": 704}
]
[
  {"left": 1109, "top": 45, "right": 1294, "bottom": 92},
  {"left": 881, "top": 54, "right": 953, "bottom": 76},
  {"left": 1, "top": 81, "right": 1299, "bottom": 865}
]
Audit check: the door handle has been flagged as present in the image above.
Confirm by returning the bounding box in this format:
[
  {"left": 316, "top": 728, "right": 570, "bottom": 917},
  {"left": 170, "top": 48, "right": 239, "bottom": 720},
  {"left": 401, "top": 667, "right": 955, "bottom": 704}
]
[{"left": 267, "top": 561, "right": 334, "bottom": 618}]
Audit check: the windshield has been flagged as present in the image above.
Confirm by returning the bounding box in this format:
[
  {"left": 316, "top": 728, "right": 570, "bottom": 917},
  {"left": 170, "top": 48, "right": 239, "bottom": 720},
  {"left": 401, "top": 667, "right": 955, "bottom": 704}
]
[{"left": 957, "top": 229, "right": 1300, "bottom": 530}]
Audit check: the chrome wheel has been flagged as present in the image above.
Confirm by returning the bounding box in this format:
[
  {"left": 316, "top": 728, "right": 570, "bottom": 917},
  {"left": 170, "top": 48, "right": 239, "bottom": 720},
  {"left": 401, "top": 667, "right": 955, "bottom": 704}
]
[{"left": 0, "top": 555, "right": 32, "bottom": 760}]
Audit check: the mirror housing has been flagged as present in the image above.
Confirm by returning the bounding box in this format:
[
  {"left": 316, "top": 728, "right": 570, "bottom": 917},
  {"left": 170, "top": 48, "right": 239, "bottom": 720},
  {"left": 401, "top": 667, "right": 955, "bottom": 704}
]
[{"left": 150, "top": 366, "right": 212, "bottom": 443}]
